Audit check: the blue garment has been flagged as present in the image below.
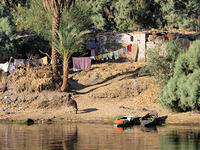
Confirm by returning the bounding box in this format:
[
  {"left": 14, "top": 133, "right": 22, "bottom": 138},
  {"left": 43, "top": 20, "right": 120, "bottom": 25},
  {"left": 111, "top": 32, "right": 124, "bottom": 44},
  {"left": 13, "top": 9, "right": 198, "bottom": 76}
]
[{"left": 86, "top": 41, "right": 96, "bottom": 49}]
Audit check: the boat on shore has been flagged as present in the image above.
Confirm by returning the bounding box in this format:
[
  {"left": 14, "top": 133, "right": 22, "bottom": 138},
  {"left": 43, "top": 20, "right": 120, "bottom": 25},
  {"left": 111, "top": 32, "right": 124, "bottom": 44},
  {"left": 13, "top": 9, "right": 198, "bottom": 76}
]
[
  {"left": 114, "top": 111, "right": 168, "bottom": 128},
  {"left": 114, "top": 114, "right": 140, "bottom": 127},
  {"left": 140, "top": 113, "right": 168, "bottom": 127}
]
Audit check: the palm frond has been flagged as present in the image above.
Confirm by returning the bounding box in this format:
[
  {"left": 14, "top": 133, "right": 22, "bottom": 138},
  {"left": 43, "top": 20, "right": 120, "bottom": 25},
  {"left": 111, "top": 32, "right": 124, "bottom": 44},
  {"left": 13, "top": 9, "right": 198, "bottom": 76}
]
[{"left": 55, "top": 25, "right": 90, "bottom": 60}]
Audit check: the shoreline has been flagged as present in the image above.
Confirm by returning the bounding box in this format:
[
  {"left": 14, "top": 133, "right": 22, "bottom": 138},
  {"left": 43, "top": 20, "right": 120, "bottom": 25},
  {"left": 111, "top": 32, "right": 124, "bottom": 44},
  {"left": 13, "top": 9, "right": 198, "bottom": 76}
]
[
  {"left": 1, "top": 109, "right": 200, "bottom": 127},
  {"left": 1, "top": 118, "right": 200, "bottom": 127}
]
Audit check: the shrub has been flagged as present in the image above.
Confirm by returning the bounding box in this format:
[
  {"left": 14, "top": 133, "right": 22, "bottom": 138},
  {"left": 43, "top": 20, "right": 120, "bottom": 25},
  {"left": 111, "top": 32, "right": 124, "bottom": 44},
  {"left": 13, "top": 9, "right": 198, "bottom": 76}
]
[
  {"left": 158, "top": 40, "right": 200, "bottom": 111},
  {"left": 142, "top": 38, "right": 184, "bottom": 85},
  {"left": 0, "top": 3, "right": 17, "bottom": 63}
]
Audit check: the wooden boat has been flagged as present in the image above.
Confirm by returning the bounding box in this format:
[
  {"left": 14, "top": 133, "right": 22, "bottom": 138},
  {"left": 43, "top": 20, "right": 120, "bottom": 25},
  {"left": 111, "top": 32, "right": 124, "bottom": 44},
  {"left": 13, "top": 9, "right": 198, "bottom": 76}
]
[
  {"left": 114, "top": 114, "right": 141, "bottom": 127},
  {"left": 140, "top": 115, "right": 168, "bottom": 127}
]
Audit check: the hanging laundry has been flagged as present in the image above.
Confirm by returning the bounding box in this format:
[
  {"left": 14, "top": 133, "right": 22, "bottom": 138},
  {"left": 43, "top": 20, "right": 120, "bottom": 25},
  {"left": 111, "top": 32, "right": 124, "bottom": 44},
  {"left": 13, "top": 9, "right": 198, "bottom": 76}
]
[
  {"left": 9, "top": 63, "right": 15, "bottom": 73},
  {"left": 0, "top": 62, "right": 16, "bottom": 73},
  {"left": 72, "top": 57, "right": 91, "bottom": 71},
  {"left": 102, "top": 53, "right": 109, "bottom": 60},
  {"left": 83, "top": 57, "right": 91, "bottom": 70},
  {"left": 0, "top": 62, "right": 9, "bottom": 72},
  {"left": 113, "top": 50, "right": 119, "bottom": 60},
  {"left": 123, "top": 47, "right": 128, "bottom": 54},
  {"left": 108, "top": 52, "right": 113, "bottom": 59},
  {"left": 41, "top": 56, "right": 48, "bottom": 65},
  {"left": 14, "top": 59, "right": 26, "bottom": 68},
  {"left": 118, "top": 48, "right": 124, "bottom": 57},
  {"left": 127, "top": 44, "right": 132, "bottom": 51},
  {"left": 98, "top": 54, "right": 102, "bottom": 60}
]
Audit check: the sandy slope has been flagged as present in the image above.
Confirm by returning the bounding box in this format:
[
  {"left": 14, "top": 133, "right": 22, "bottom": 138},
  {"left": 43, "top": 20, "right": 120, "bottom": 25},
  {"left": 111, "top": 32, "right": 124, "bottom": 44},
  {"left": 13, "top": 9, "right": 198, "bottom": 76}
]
[{"left": 0, "top": 61, "right": 200, "bottom": 125}]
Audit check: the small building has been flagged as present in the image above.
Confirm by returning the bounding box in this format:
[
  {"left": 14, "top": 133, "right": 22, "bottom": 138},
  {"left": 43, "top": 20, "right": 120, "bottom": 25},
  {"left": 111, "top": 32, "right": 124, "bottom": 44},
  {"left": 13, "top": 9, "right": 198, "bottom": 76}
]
[{"left": 94, "top": 30, "right": 199, "bottom": 62}]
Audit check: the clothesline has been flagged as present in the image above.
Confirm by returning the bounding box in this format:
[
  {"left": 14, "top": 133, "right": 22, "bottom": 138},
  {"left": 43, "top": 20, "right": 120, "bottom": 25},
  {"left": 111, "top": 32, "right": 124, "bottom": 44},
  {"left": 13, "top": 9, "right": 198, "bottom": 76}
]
[
  {"left": 72, "top": 44, "right": 134, "bottom": 71},
  {"left": 96, "top": 43, "right": 132, "bottom": 61}
]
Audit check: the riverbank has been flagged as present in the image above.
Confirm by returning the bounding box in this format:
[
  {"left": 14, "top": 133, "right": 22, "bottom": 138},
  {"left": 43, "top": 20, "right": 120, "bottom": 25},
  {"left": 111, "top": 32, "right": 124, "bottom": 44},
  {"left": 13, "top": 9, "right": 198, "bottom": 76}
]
[{"left": 0, "top": 61, "right": 200, "bottom": 125}]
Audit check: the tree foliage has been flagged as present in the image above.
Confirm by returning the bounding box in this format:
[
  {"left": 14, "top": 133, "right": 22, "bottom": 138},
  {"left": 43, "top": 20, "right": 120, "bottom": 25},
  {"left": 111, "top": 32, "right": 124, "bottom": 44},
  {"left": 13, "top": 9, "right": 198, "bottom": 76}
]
[
  {"left": 13, "top": 0, "right": 52, "bottom": 40},
  {"left": 90, "top": 0, "right": 115, "bottom": 30},
  {"left": 89, "top": 0, "right": 163, "bottom": 31},
  {"left": 0, "top": 0, "right": 27, "bottom": 8},
  {"left": 13, "top": 0, "right": 199, "bottom": 33},
  {"left": 156, "top": 0, "right": 200, "bottom": 31},
  {"left": 158, "top": 40, "right": 200, "bottom": 111},
  {"left": 114, "top": 0, "right": 133, "bottom": 30},
  {"left": 131, "top": 0, "right": 163, "bottom": 30},
  {"left": 13, "top": 0, "right": 93, "bottom": 42},
  {"left": 61, "top": 1, "right": 93, "bottom": 32},
  {"left": 0, "top": 3, "right": 17, "bottom": 63}
]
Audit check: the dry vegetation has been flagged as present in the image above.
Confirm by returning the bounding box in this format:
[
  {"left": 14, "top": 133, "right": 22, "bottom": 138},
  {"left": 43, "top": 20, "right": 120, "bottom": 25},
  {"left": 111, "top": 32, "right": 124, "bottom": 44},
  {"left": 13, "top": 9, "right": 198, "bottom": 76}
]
[{"left": 8, "top": 65, "right": 55, "bottom": 92}]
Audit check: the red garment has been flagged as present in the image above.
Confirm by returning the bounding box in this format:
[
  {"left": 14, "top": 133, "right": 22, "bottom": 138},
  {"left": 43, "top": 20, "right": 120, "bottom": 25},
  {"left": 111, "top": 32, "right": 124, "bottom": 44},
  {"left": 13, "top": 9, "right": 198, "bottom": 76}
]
[
  {"left": 72, "top": 57, "right": 91, "bottom": 71},
  {"left": 127, "top": 44, "right": 132, "bottom": 51}
]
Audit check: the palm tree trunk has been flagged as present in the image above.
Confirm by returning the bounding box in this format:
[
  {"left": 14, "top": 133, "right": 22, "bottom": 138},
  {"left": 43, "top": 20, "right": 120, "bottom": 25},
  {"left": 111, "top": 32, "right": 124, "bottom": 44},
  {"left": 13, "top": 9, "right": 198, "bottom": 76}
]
[
  {"left": 61, "top": 58, "right": 69, "bottom": 92},
  {"left": 51, "top": 8, "right": 60, "bottom": 78}
]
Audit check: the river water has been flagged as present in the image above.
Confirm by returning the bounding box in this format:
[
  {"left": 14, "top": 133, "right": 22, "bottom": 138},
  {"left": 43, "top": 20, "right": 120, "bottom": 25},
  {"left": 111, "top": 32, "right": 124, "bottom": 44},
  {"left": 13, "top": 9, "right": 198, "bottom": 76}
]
[{"left": 0, "top": 123, "right": 200, "bottom": 150}]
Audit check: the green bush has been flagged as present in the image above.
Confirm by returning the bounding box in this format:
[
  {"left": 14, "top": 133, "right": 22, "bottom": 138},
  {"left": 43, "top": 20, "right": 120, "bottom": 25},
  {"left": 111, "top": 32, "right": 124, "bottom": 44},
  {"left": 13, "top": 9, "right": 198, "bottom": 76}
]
[
  {"left": 142, "top": 38, "right": 184, "bottom": 85},
  {"left": 158, "top": 40, "right": 200, "bottom": 111},
  {"left": 0, "top": 3, "right": 17, "bottom": 63}
]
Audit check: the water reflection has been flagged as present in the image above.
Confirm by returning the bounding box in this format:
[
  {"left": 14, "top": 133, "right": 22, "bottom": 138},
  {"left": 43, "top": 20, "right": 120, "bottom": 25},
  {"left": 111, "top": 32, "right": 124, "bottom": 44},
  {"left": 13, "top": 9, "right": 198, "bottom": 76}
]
[
  {"left": 48, "top": 125, "right": 78, "bottom": 150},
  {"left": 159, "top": 127, "right": 200, "bottom": 150},
  {"left": 141, "top": 126, "right": 157, "bottom": 132},
  {"left": 62, "top": 127, "right": 78, "bottom": 150},
  {"left": 0, "top": 124, "right": 200, "bottom": 150}
]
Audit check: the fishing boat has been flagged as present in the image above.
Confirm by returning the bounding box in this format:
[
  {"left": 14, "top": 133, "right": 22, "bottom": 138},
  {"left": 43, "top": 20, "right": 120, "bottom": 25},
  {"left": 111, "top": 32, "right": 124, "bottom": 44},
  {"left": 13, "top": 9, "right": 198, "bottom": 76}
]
[
  {"left": 114, "top": 114, "right": 140, "bottom": 127},
  {"left": 140, "top": 115, "right": 168, "bottom": 127}
]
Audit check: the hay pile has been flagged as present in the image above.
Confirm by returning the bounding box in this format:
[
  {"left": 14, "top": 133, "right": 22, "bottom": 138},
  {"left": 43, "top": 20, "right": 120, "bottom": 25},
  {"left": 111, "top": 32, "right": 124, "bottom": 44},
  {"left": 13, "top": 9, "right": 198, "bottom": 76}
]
[{"left": 8, "top": 65, "right": 55, "bottom": 92}]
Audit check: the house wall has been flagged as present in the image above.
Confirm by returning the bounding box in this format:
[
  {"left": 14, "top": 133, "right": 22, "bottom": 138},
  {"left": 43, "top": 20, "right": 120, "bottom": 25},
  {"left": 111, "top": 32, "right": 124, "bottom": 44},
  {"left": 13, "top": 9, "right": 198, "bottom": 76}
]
[{"left": 95, "top": 32, "right": 146, "bottom": 62}]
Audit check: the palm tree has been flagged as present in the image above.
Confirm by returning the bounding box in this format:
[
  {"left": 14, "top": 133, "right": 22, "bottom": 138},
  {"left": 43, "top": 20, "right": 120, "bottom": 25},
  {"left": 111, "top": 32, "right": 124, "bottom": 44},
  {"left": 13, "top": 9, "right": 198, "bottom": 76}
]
[
  {"left": 42, "top": 0, "right": 74, "bottom": 77},
  {"left": 55, "top": 26, "right": 90, "bottom": 92}
]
